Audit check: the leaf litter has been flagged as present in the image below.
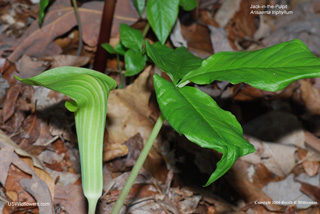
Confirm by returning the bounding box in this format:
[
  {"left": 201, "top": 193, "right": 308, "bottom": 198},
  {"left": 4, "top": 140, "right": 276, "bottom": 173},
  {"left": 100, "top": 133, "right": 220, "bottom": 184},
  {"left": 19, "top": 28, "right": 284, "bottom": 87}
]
[{"left": 1, "top": 0, "right": 320, "bottom": 213}]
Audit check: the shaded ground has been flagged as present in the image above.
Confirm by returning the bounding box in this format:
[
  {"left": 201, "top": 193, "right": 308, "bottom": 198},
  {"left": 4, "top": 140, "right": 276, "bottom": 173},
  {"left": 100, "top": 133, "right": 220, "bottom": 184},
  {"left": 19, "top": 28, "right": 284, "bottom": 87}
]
[{"left": 0, "top": 0, "right": 320, "bottom": 213}]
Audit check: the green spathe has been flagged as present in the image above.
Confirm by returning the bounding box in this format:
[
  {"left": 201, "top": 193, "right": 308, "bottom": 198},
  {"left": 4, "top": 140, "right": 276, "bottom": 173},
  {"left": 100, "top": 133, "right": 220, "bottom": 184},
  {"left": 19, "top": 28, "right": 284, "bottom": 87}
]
[{"left": 16, "top": 66, "right": 116, "bottom": 214}]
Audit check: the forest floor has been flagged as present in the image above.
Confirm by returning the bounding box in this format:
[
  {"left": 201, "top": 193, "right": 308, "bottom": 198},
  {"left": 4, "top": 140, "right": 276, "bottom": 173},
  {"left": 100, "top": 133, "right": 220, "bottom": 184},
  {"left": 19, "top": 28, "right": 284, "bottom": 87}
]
[{"left": 0, "top": 0, "right": 320, "bottom": 213}]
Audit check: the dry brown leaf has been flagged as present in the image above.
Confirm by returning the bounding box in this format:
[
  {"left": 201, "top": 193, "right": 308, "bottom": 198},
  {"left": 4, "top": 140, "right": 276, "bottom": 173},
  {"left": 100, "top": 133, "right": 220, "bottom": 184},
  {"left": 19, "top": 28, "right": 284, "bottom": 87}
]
[
  {"left": 111, "top": 0, "right": 140, "bottom": 37},
  {"left": 0, "top": 145, "right": 14, "bottom": 186},
  {"left": 208, "top": 25, "right": 233, "bottom": 53},
  {"left": 0, "top": 130, "right": 43, "bottom": 169},
  {"left": 4, "top": 164, "right": 35, "bottom": 213},
  {"left": 297, "top": 147, "right": 320, "bottom": 176},
  {"left": 231, "top": 84, "right": 264, "bottom": 101},
  {"left": 227, "top": 160, "right": 283, "bottom": 212},
  {"left": 16, "top": 55, "right": 49, "bottom": 79},
  {"left": 20, "top": 157, "right": 55, "bottom": 203},
  {"left": 231, "top": 0, "right": 258, "bottom": 39},
  {"left": 214, "top": 0, "right": 241, "bottom": 28},
  {"left": 107, "top": 133, "right": 143, "bottom": 172},
  {"left": 263, "top": 0, "right": 320, "bottom": 55},
  {"left": 1, "top": 83, "right": 23, "bottom": 123},
  {"left": 54, "top": 183, "right": 87, "bottom": 214},
  {"left": 43, "top": 55, "right": 90, "bottom": 68},
  {"left": 33, "top": 120, "right": 55, "bottom": 146},
  {"left": 8, "top": 1, "right": 103, "bottom": 62},
  {"left": 0, "top": 60, "right": 18, "bottom": 85},
  {"left": 19, "top": 114, "right": 41, "bottom": 148},
  {"left": 106, "top": 67, "right": 166, "bottom": 179},
  {"left": 299, "top": 181, "right": 320, "bottom": 205},
  {"left": 263, "top": 173, "right": 318, "bottom": 209},
  {"left": 181, "top": 23, "right": 213, "bottom": 58},
  {"left": 105, "top": 66, "right": 154, "bottom": 160},
  {"left": 298, "top": 80, "right": 320, "bottom": 115},
  {"left": 241, "top": 137, "right": 297, "bottom": 177},
  {"left": 12, "top": 154, "right": 54, "bottom": 213}
]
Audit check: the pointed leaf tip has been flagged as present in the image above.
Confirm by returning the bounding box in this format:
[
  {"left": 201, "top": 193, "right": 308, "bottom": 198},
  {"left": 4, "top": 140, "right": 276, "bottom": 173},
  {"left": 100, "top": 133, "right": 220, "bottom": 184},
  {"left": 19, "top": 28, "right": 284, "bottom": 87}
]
[
  {"left": 182, "top": 39, "right": 320, "bottom": 92},
  {"left": 153, "top": 75, "right": 255, "bottom": 186}
]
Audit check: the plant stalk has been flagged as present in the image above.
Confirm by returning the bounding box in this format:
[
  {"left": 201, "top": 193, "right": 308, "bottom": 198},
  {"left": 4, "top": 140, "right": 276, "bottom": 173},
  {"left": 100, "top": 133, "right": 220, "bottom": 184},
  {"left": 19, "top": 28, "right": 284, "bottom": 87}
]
[
  {"left": 71, "top": 0, "right": 83, "bottom": 56},
  {"left": 111, "top": 113, "right": 165, "bottom": 214},
  {"left": 116, "top": 54, "right": 125, "bottom": 89},
  {"left": 93, "top": 0, "right": 117, "bottom": 72},
  {"left": 142, "top": 22, "right": 150, "bottom": 38}
]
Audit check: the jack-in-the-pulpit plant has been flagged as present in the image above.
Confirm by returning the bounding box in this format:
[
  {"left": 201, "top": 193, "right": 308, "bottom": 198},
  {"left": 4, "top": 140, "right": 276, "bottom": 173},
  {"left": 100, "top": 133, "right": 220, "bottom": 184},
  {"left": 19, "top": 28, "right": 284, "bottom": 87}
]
[
  {"left": 16, "top": 67, "right": 116, "bottom": 214},
  {"left": 16, "top": 39, "right": 320, "bottom": 214},
  {"left": 146, "top": 39, "right": 320, "bottom": 184},
  {"left": 111, "top": 39, "right": 320, "bottom": 213}
]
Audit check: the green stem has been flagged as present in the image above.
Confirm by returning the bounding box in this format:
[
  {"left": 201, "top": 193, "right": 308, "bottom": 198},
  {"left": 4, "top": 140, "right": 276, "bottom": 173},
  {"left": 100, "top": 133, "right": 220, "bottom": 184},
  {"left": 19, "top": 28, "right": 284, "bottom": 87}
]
[
  {"left": 142, "top": 22, "right": 150, "bottom": 38},
  {"left": 117, "top": 54, "right": 125, "bottom": 89},
  {"left": 71, "top": 0, "right": 83, "bottom": 56},
  {"left": 111, "top": 114, "right": 165, "bottom": 214}
]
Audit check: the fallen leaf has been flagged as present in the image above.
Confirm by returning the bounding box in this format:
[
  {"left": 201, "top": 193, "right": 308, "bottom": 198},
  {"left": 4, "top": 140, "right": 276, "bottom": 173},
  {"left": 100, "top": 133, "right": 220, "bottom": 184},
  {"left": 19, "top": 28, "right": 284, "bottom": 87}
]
[
  {"left": 254, "top": 14, "right": 273, "bottom": 40},
  {"left": 181, "top": 23, "right": 213, "bottom": 58},
  {"left": 4, "top": 164, "right": 35, "bottom": 212},
  {"left": 1, "top": 83, "right": 23, "bottom": 123},
  {"left": 227, "top": 159, "right": 283, "bottom": 212},
  {"left": 105, "top": 66, "right": 166, "bottom": 180},
  {"left": 241, "top": 137, "right": 297, "bottom": 177},
  {"left": 170, "top": 20, "right": 188, "bottom": 48},
  {"left": 16, "top": 55, "right": 49, "bottom": 79},
  {"left": 0, "top": 60, "right": 18, "bottom": 85},
  {"left": 297, "top": 147, "right": 320, "bottom": 177},
  {"left": 298, "top": 80, "right": 320, "bottom": 115},
  {"left": 13, "top": 155, "right": 54, "bottom": 213},
  {"left": 19, "top": 114, "right": 41, "bottom": 148},
  {"left": 45, "top": 167, "right": 80, "bottom": 187},
  {"left": 304, "top": 131, "right": 320, "bottom": 153},
  {"left": 0, "top": 74, "right": 10, "bottom": 107},
  {"left": 208, "top": 25, "right": 233, "bottom": 53},
  {"left": 0, "top": 130, "right": 43, "bottom": 169},
  {"left": 54, "top": 183, "right": 86, "bottom": 214},
  {"left": 8, "top": 1, "right": 104, "bottom": 62},
  {"left": 20, "top": 157, "right": 55, "bottom": 202},
  {"left": 263, "top": 1, "right": 320, "bottom": 55},
  {"left": 214, "top": 0, "right": 241, "bottom": 28},
  {"left": 107, "top": 133, "right": 143, "bottom": 172},
  {"left": 43, "top": 55, "right": 90, "bottom": 68},
  {"left": 33, "top": 120, "right": 55, "bottom": 146},
  {"left": 262, "top": 173, "right": 319, "bottom": 209},
  {"left": 0, "top": 145, "right": 14, "bottom": 186},
  {"left": 298, "top": 181, "right": 320, "bottom": 205},
  {"left": 105, "top": 66, "right": 153, "bottom": 159},
  {"left": 231, "top": 0, "right": 258, "bottom": 39},
  {"left": 111, "top": 0, "right": 140, "bottom": 37}
]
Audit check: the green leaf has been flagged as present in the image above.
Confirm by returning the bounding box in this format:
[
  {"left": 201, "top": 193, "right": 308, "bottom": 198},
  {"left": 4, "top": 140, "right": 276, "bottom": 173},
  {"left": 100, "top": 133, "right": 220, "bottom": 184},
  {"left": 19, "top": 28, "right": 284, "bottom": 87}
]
[
  {"left": 102, "top": 43, "right": 116, "bottom": 54},
  {"left": 115, "top": 42, "right": 126, "bottom": 55},
  {"left": 39, "top": 0, "right": 50, "bottom": 25},
  {"left": 153, "top": 74, "right": 255, "bottom": 186},
  {"left": 146, "top": 0, "right": 179, "bottom": 44},
  {"left": 120, "top": 24, "right": 144, "bottom": 50},
  {"left": 146, "top": 41, "right": 203, "bottom": 84},
  {"left": 179, "top": 0, "right": 198, "bottom": 11},
  {"left": 15, "top": 67, "right": 116, "bottom": 213},
  {"left": 181, "top": 39, "right": 320, "bottom": 91},
  {"left": 134, "top": 0, "right": 146, "bottom": 16},
  {"left": 125, "top": 49, "right": 146, "bottom": 76}
]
